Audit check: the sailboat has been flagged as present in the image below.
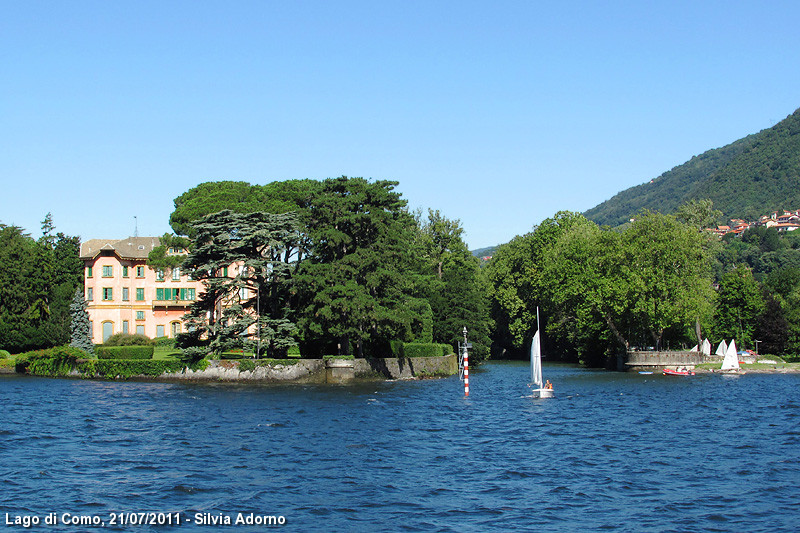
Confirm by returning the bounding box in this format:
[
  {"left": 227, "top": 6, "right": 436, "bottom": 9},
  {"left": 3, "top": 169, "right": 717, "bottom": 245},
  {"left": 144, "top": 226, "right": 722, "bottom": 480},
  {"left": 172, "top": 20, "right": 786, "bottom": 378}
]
[
  {"left": 529, "top": 308, "right": 554, "bottom": 398},
  {"left": 702, "top": 339, "right": 712, "bottom": 356},
  {"left": 715, "top": 340, "right": 728, "bottom": 357},
  {"left": 720, "top": 339, "right": 740, "bottom": 372}
]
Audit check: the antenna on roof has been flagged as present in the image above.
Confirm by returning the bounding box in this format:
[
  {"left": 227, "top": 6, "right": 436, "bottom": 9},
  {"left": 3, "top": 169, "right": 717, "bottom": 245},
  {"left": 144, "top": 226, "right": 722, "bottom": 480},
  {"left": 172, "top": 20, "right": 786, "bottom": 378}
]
[{"left": 134, "top": 216, "right": 138, "bottom": 237}]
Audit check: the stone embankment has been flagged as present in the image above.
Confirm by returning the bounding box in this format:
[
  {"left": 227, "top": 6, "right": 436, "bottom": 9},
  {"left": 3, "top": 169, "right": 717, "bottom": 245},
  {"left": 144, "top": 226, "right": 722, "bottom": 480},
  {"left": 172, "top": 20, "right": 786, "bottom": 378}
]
[
  {"left": 623, "top": 350, "right": 800, "bottom": 372},
  {"left": 158, "top": 354, "right": 458, "bottom": 383}
]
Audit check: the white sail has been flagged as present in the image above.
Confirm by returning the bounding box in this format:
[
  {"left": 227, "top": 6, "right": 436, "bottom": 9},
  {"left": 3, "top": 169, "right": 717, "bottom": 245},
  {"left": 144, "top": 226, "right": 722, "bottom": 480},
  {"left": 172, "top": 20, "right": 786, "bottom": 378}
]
[
  {"left": 721, "top": 339, "right": 740, "bottom": 371},
  {"left": 690, "top": 344, "right": 699, "bottom": 352},
  {"left": 702, "top": 339, "right": 712, "bottom": 356},
  {"left": 715, "top": 340, "right": 728, "bottom": 357},
  {"left": 530, "top": 330, "right": 543, "bottom": 388}
]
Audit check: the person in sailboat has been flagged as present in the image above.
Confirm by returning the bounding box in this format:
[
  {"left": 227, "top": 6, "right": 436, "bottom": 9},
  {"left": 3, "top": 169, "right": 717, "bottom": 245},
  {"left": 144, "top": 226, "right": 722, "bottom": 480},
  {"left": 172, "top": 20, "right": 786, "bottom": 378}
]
[{"left": 545, "top": 380, "right": 553, "bottom": 390}]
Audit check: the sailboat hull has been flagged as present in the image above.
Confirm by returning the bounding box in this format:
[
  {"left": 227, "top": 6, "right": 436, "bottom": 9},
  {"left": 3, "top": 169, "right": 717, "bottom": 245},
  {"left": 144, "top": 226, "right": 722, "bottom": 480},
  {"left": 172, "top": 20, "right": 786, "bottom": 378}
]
[{"left": 533, "top": 388, "right": 554, "bottom": 398}]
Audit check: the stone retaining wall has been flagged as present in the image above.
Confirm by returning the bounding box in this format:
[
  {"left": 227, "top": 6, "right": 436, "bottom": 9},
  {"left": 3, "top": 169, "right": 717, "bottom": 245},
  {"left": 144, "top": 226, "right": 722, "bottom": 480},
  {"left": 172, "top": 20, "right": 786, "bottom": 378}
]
[{"left": 159, "top": 354, "right": 457, "bottom": 383}]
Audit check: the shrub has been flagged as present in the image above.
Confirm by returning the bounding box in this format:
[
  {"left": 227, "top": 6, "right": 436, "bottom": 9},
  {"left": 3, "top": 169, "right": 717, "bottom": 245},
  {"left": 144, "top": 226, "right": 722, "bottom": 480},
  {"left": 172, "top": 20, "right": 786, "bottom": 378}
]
[
  {"left": 0, "top": 349, "right": 10, "bottom": 359},
  {"left": 79, "top": 358, "right": 209, "bottom": 379},
  {"left": 15, "top": 346, "right": 90, "bottom": 376},
  {"left": 104, "top": 333, "right": 153, "bottom": 346},
  {"left": 96, "top": 346, "right": 154, "bottom": 360},
  {"left": 402, "top": 343, "right": 454, "bottom": 358},
  {"left": 322, "top": 355, "right": 355, "bottom": 360},
  {"left": 153, "top": 336, "right": 176, "bottom": 348},
  {"left": 287, "top": 345, "right": 301, "bottom": 358}
]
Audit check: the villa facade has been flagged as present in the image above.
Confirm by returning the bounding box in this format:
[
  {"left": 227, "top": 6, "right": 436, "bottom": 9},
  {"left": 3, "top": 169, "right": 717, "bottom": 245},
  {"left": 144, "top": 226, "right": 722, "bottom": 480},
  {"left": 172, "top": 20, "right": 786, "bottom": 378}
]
[{"left": 80, "top": 237, "right": 204, "bottom": 343}]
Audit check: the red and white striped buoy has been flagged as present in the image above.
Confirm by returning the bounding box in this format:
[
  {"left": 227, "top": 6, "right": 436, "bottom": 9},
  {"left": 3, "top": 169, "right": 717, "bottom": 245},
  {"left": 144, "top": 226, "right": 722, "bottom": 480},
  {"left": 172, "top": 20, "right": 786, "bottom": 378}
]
[{"left": 464, "top": 348, "right": 469, "bottom": 397}]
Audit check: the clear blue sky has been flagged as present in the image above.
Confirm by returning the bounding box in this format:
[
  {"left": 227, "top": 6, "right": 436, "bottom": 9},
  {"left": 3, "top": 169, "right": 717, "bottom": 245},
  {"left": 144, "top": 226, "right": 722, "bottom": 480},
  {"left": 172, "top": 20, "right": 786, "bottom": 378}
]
[{"left": 2, "top": 1, "right": 800, "bottom": 249}]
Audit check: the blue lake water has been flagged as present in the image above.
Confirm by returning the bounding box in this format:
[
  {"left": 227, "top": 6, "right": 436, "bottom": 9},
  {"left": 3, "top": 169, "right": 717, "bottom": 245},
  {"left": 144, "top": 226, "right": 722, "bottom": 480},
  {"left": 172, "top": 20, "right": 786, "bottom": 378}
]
[{"left": 2, "top": 362, "right": 800, "bottom": 532}]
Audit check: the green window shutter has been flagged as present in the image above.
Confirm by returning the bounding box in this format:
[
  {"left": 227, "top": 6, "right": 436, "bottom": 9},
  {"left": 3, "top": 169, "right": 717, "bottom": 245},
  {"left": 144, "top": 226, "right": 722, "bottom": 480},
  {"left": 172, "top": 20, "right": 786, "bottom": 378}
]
[
  {"left": 136, "top": 288, "right": 145, "bottom": 301},
  {"left": 156, "top": 288, "right": 164, "bottom": 300},
  {"left": 179, "top": 288, "right": 186, "bottom": 300},
  {"left": 188, "top": 288, "right": 195, "bottom": 300}
]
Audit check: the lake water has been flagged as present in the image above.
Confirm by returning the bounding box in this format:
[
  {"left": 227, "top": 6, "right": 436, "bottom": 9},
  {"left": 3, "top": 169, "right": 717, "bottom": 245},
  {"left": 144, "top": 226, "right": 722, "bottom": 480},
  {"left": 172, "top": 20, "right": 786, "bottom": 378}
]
[{"left": 2, "top": 362, "right": 799, "bottom": 532}]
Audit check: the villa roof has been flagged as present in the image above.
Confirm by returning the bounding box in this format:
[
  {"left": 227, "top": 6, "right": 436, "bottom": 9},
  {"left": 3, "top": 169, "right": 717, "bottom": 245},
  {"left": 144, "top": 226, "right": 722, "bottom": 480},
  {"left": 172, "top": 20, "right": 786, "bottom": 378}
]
[{"left": 80, "top": 237, "right": 162, "bottom": 260}]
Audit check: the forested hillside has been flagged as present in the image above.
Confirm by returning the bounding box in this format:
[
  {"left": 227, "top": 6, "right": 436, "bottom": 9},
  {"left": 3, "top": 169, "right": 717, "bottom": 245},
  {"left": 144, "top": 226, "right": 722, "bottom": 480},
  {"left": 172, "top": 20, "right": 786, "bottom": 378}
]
[{"left": 585, "top": 108, "right": 800, "bottom": 227}]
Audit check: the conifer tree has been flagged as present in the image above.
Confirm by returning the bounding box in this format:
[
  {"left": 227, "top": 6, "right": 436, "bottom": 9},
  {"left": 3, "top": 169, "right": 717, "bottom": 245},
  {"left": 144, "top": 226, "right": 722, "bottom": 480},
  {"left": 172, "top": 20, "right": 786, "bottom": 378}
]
[
  {"left": 178, "top": 210, "right": 301, "bottom": 359},
  {"left": 69, "top": 287, "right": 94, "bottom": 354}
]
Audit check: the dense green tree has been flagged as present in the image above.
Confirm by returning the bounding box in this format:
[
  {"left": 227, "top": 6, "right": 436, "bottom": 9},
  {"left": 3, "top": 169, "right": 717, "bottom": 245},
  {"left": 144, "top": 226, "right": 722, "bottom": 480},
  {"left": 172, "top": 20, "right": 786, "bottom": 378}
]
[
  {"left": 755, "top": 290, "right": 788, "bottom": 355},
  {"left": 0, "top": 217, "right": 82, "bottom": 352},
  {"left": 526, "top": 211, "right": 715, "bottom": 364},
  {"left": 622, "top": 211, "right": 715, "bottom": 350},
  {"left": 417, "top": 209, "right": 492, "bottom": 361},
  {"left": 714, "top": 265, "right": 765, "bottom": 348},
  {"left": 179, "top": 210, "right": 302, "bottom": 359},
  {"left": 69, "top": 288, "right": 94, "bottom": 354},
  {"left": 674, "top": 199, "right": 723, "bottom": 230},
  {"left": 295, "top": 177, "right": 419, "bottom": 357},
  {"left": 486, "top": 211, "right": 595, "bottom": 358},
  {"left": 169, "top": 179, "right": 320, "bottom": 238}
]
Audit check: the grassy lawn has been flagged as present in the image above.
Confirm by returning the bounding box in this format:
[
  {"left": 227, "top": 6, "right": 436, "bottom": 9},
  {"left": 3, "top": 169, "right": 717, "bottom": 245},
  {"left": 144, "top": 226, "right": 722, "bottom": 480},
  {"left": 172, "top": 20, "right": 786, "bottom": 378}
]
[{"left": 153, "top": 346, "right": 181, "bottom": 361}]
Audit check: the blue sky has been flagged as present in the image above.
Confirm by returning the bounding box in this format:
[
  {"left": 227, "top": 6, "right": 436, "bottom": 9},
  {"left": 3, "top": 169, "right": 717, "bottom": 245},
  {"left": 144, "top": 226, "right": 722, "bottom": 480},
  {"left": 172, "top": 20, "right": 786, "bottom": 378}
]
[{"left": 2, "top": 1, "right": 800, "bottom": 249}]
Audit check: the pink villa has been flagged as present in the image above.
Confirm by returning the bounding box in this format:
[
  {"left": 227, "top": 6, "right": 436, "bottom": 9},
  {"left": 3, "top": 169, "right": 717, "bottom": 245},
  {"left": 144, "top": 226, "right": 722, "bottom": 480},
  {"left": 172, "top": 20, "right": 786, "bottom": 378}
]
[{"left": 80, "top": 237, "right": 204, "bottom": 343}]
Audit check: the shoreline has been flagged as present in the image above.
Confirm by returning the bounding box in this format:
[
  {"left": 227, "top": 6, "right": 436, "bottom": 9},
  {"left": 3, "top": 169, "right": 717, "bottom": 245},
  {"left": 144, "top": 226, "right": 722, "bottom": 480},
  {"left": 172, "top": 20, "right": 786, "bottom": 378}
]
[{"left": 4, "top": 354, "right": 459, "bottom": 383}]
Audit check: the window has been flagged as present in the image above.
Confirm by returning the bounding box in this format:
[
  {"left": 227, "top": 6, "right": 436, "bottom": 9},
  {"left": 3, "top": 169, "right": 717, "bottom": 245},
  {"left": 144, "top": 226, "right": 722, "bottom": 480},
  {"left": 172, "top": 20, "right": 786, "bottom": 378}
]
[
  {"left": 156, "top": 325, "right": 165, "bottom": 338},
  {"left": 136, "top": 266, "right": 145, "bottom": 278},
  {"left": 122, "top": 320, "right": 129, "bottom": 334},
  {"left": 179, "top": 288, "right": 196, "bottom": 301},
  {"left": 87, "top": 266, "right": 93, "bottom": 278},
  {"left": 136, "top": 325, "right": 145, "bottom": 335},
  {"left": 136, "top": 311, "right": 145, "bottom": 320},
  {"left": 87, "top": 287, "right": 93, "bottom": 301},
  {"left": 102, "top": 321, "right": 114, "bottom": 342},
  {"left": 123, "top": 266, "right": 129, "bottom": 278},
  {"left": 156, "top": 288, "right": 179, "bottom": 300},
  {"left": 222, "top": 267, "right": 228, "bottom": 277},
  {"left": 102, "top": 288, "right": 113, "bottom": 301},
  {"left": 156, "top": 269, "right": 164, "bottom": 282},
  {"left": 136, "top": 288, "right": 145, "bottom": 301},
  {"left": 102, "top": 265, "right": 113, "bottom": 277},
  {"left": 171, "top": 322, "right": 181, "bottom": 337},
  {"left": 172, "top": 268, "right": 180, "bottom": 281},
  {"left": 122, "top": 287, "right": 129, "bottom": 301}
]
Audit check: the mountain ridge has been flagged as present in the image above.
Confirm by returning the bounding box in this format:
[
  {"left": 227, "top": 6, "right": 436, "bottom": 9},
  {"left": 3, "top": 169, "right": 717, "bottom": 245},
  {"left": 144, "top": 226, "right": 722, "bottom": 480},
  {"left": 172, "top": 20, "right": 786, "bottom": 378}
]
[{"left": 584, "top": 108, "right": 800, "bottom": 227}]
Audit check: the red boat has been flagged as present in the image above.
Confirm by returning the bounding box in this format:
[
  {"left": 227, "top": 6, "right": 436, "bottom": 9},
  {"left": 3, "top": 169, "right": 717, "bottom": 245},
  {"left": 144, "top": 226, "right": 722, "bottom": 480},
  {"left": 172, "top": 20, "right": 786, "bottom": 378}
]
[{"left": 663, "top": 368, "right": 695, "bottom": 376}]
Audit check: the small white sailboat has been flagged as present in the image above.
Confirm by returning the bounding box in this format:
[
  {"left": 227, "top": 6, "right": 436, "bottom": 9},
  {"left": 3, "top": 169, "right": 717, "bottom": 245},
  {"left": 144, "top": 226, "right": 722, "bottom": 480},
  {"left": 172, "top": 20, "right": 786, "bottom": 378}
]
[
  {"left": 701, "top": 338, "right": 712, "bottom": 356},
  {"left": 720, "top": 339, "right": 740, "bottom": 372},
  {"left": 529, "top": 308, "right": 554, "bottom": 398},
  {"left": 715, "top": 340, "right": 728, "bottom": 357}
]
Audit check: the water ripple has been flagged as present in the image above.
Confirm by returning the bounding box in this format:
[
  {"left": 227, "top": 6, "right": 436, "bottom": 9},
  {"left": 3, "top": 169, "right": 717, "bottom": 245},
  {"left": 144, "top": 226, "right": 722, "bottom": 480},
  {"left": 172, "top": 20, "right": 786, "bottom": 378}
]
[{"left": 2, "top": 365, "right": 800, "bottom": 531}]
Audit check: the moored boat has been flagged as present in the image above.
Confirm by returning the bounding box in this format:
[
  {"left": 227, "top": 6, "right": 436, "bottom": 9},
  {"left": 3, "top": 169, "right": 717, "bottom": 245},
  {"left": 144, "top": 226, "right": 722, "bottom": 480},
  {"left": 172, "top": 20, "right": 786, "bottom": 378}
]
[{"left": 663, "top": 368, "right": 695, "bottom": 376}]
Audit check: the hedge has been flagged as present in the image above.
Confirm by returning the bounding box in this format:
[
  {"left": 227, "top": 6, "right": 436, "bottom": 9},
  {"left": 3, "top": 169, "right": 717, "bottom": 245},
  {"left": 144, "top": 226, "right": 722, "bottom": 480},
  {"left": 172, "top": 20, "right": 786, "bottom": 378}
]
[
  {"left": 0, "top": 349, "right": 10, "bottom": 359},
  {"left": 104, "top": 333, "right": 153, "bottom": 346},
  {"left": 96, "top": 346, "right": 154, "bottom": 360},
  {"left": 78, "top": 359, "right": 209, "bottom": 379},
  {"left": 15, "top": 346, "right": 90, "bottom": 376},
  {"left": 401, "top": 343, "right": 454, "bottom": 358}
]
